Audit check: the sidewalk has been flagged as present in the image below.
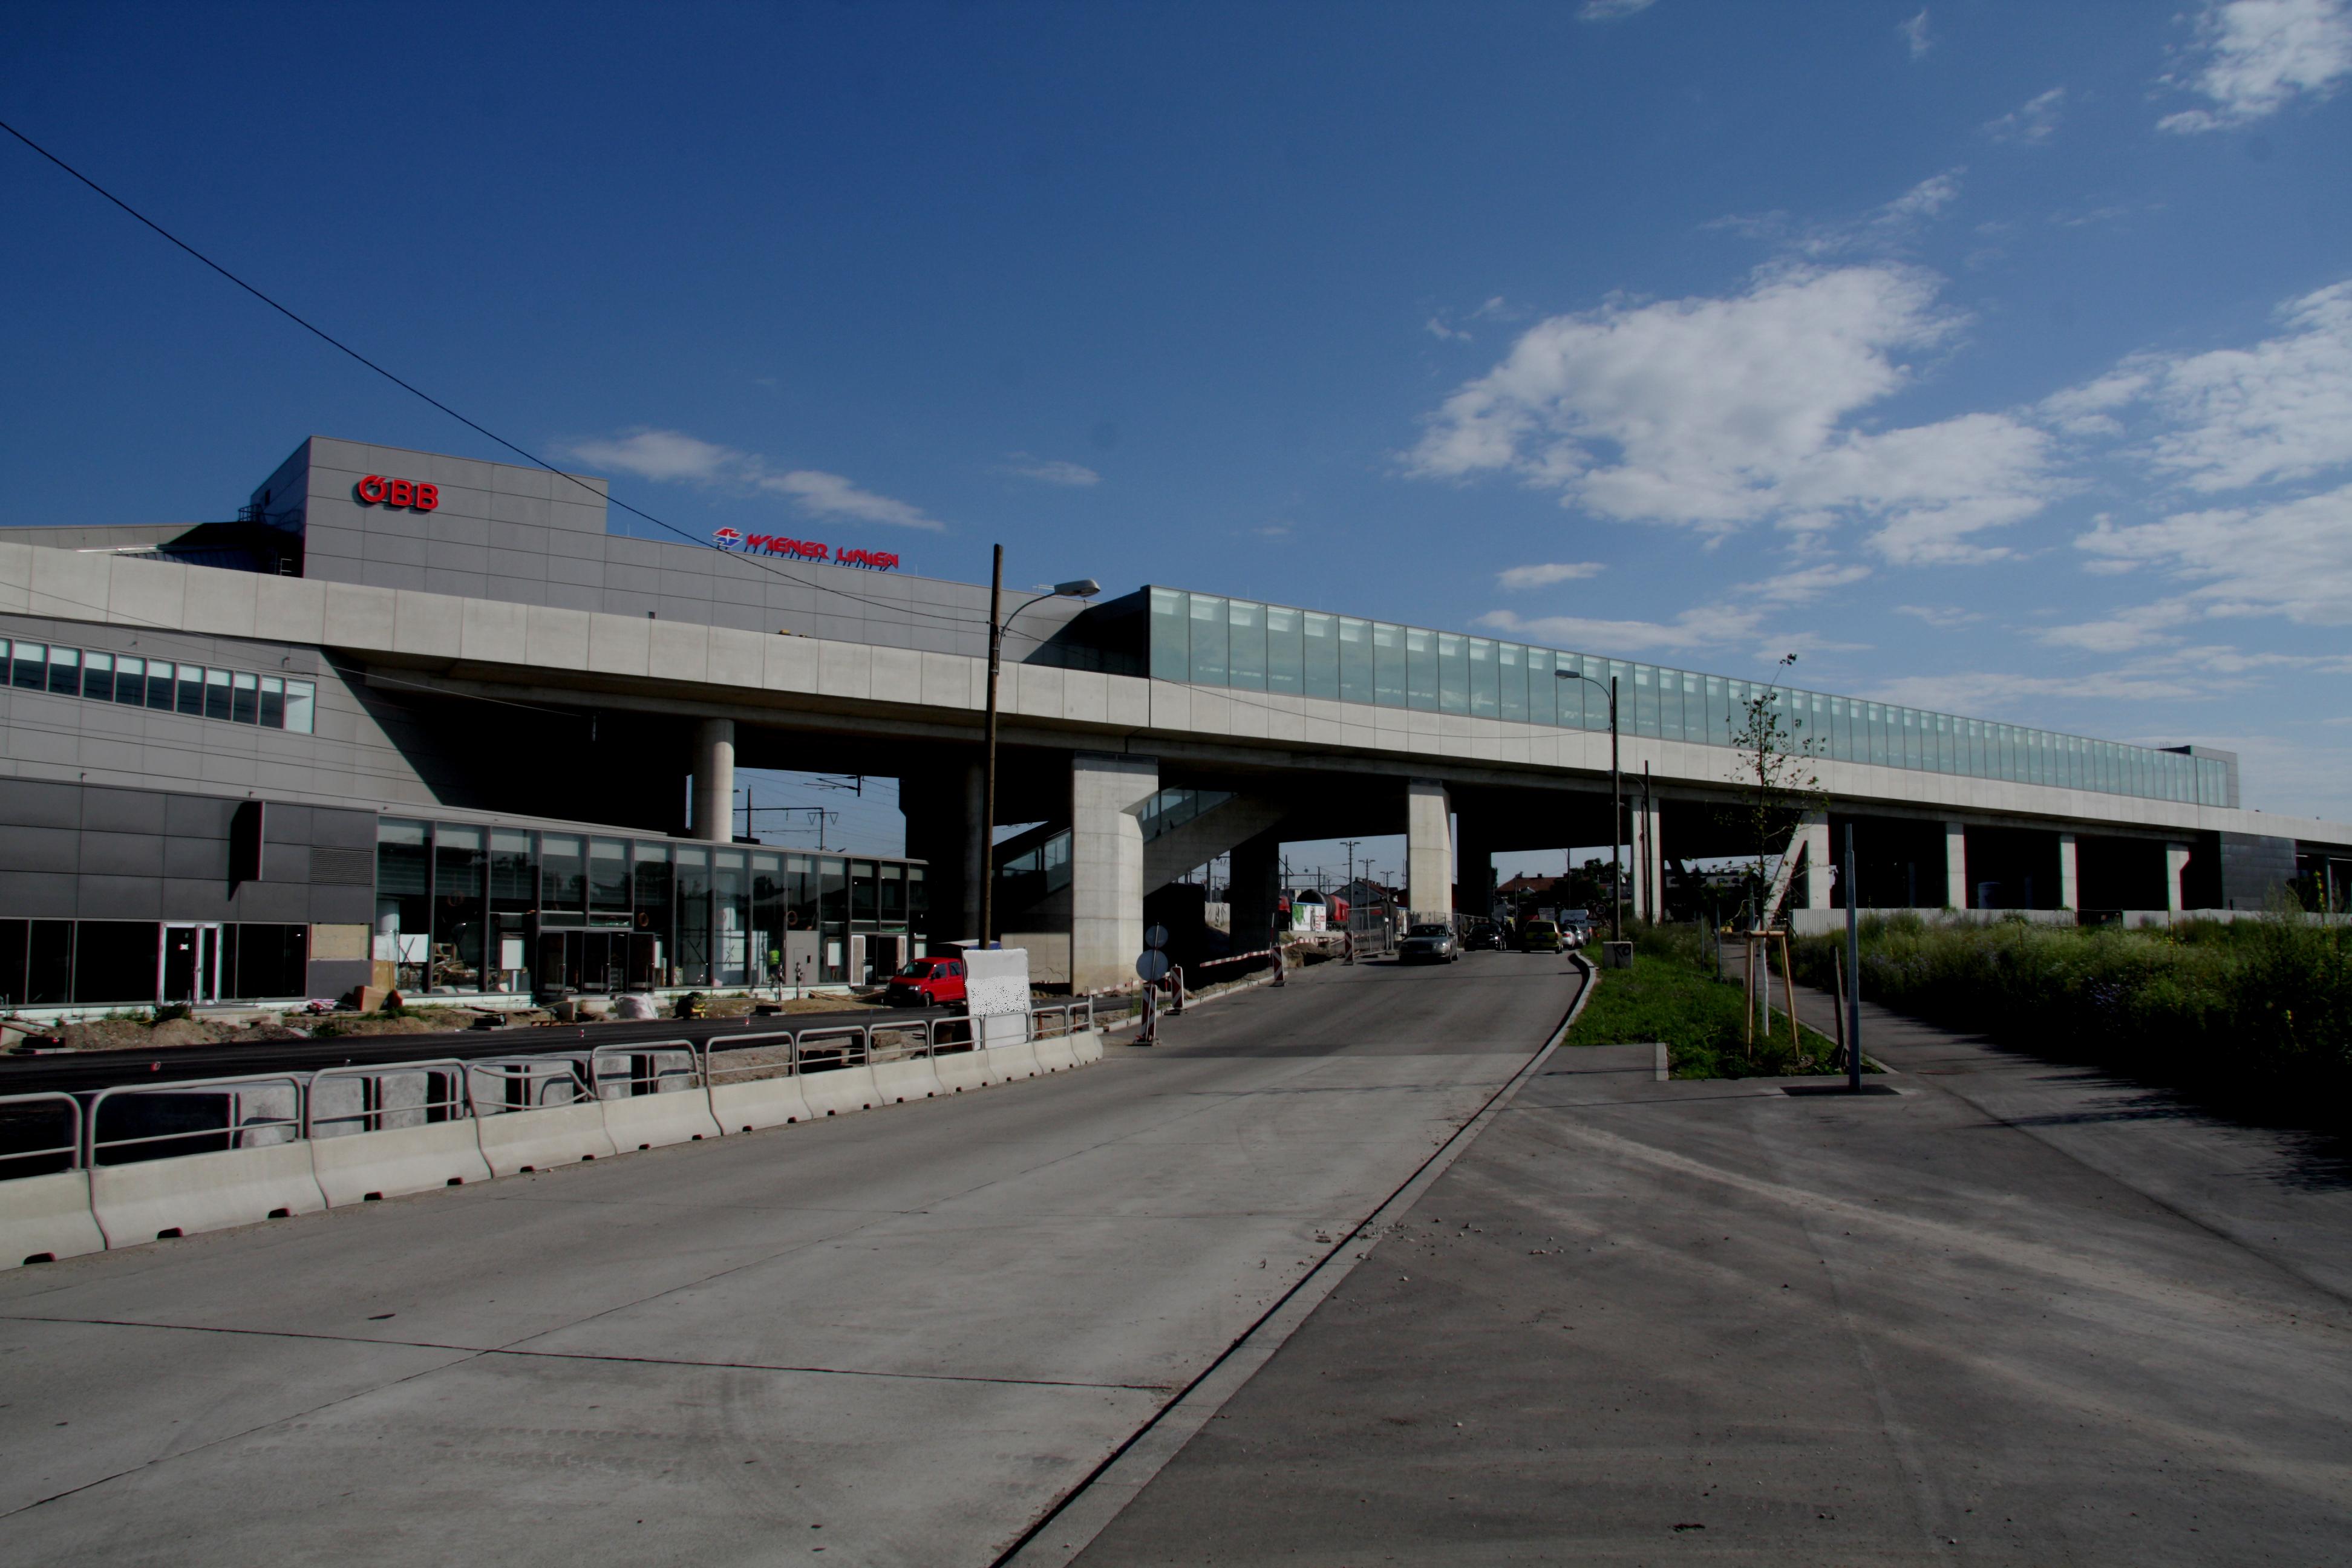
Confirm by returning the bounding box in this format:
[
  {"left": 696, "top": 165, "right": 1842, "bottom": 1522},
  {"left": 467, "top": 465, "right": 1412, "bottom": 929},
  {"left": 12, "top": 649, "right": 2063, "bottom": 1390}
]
[{"left": 1071, "top": 983, "right": 2352, "bottom": 1564}]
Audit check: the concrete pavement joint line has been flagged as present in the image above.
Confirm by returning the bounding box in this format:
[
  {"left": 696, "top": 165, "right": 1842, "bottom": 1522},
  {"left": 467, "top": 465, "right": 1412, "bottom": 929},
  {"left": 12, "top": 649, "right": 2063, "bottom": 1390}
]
[
  {"left": 0, "top": 1314, "right": 1172, "bottom": 1390},
  {"left": 1511, "top": 1108, "right": 2340, "bottom": 1332},
  {"left": 991, "top": 955, "right": 1598, "bottom": 1568},
  {"left": 1790, "top": 980, "right": 2352, "bottom": 1311}
]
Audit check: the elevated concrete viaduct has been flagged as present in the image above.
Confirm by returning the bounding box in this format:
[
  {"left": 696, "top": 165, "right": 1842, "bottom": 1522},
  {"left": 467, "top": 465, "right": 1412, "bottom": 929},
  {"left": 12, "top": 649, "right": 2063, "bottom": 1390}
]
[{"left": 4, "top": 436, "right": 2347, "bottom": 1007}]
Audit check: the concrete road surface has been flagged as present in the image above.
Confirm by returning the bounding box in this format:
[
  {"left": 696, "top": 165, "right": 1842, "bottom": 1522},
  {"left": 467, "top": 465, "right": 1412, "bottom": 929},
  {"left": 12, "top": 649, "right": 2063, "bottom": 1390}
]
[
  {"left": 0, "top": 953, "right": 1583, "bottom": 1567},
  {"left": 1068, "top": 994, "right": 2352, "bottom": 1566}
]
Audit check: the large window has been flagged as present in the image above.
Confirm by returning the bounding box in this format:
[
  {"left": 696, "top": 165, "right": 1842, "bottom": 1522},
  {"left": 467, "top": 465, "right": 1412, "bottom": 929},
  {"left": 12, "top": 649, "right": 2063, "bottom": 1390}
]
[
  {"left": 1134, "top": 587, "right": 2224, "bottom": 804},
  {"left": 0, "top": 637, "right": 315, "bottom": 733}
]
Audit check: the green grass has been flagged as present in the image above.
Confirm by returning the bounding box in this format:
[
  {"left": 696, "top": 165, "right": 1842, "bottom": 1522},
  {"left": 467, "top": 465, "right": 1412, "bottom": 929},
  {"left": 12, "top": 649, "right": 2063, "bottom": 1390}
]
[
  {"left": 1570, "top": 934, "right": 1840, "bottom": 1079},
  {"left": 1792, "top": 912, "right": 2352, "bottom": 1123}
]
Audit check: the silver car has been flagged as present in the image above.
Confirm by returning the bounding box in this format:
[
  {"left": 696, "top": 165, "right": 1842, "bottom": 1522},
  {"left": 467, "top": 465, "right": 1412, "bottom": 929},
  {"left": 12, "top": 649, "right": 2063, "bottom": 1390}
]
[{"left": 1398, "top": 923, "right": 1460, "bottom": 964}]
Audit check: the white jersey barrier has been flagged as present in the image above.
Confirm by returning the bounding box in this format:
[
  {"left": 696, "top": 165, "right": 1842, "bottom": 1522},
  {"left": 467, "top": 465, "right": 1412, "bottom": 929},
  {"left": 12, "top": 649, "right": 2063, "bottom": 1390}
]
[
  {"left": 705, "top": 1030, "right": 814, "bottom": 1131},
  {"left": 3, "top": 998, "right": 1100, "bottom": 1261},
  {"left": 86, "top": 1076, "right": 325, "bottom": 1247},
  {"left": 308, "top": 1062, "right": 492, "bottom": 1206},
  {"left": 469, "top": 1057, "right": 618, "bottom": 1176},
  {"left": 0, "top": 1094, "right": 106, "bottom": 1268},
  {"left": 592, "top": 1042, "right": 724, "bottom": 1150}
]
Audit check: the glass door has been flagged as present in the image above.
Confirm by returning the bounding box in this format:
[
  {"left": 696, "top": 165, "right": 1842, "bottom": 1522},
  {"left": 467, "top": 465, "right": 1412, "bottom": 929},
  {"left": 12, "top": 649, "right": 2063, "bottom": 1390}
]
[{"left": 158, "top": 923, "right": 221, "bottom": 1005}]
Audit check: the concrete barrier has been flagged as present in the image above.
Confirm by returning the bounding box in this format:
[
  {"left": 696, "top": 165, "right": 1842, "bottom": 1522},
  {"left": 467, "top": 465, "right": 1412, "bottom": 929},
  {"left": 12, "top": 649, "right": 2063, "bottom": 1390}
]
[
  {"left": 709, "top": 1075, "right": 814, "bottom": 1131},
  {"left": 474, "top": 1101, "right": 618, "bottom": 1175},
  {"left": 311, "top": 1120, "right": 493, "bottom": 1206},
  {"left": 1, "top": 1171, "right": 107, "bottom": 1267},
  {"left": 90, "top": 1142, "right": 327, "bottom": 1246},
  {"left": 932, "top": 1047, "right": 1002, "bottom": 1094},
  {"left": 797, "top": 1063, "right": 881, "bottom": 1117},
  {"left": 1070, "top": 1028, "right": 1106, "bottom": 1065},
  {"left": 601, "top": 1087, "right": 724, "bottom": 1151},
  {"left": 1031, "top": 1028, "right": 1080, "bottom": 1071},
  {"left": 869, "top": 1056, "right": 942, "bottom": 1103},
  {"left": 986, "top": 1039, "right": 1045, "bottom": 1079}
]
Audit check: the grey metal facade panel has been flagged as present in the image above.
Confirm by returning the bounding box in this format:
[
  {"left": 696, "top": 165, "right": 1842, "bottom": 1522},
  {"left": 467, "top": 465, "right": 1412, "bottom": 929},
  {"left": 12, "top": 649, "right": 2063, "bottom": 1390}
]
[
  {"left": 163, "top": 837, "right": 230, "bottom": 880},
  {"left": 79, "top": 831, "right": 165, "bottom": 877},
  {"left": 161, "top": 877, "right": 238, "bottom": 920},
  {"left": 164, "top": 793, "right": 236, "bottom": 837},
  {"left": 424, "top": 568, "right": 490, "bottom": 600},
  {"left": 80, "top": 787, "right": 168, "bottom": 834},
  {"left": 312, "top": 807, "right": 377, "bottom": 849},
  {"left": 0, "top": 826, "right": 79, "bottom": 872},
  {"left": 484, "top": 547, "right": 549, "bottom": 581},
  {"left": 0, "top": 871, "right": 77, "bottom": 916},
  {"left": 0, "top": 779, "right": 80, "bottom": 828},
  {"left": 237, "top": 880, "right": 310, "bottom": 922},
  {"left": 2219, "top": 832, "right": 2297, "bottom": 907},
  {"left": 265, "top": 803, "right": 315, "bottom": 844},
  {"left": 76, "top": 874, "right": 164, "bottom": 920},
  {"left": 545, "top": 552, "right": 608, "bottom": 589}
]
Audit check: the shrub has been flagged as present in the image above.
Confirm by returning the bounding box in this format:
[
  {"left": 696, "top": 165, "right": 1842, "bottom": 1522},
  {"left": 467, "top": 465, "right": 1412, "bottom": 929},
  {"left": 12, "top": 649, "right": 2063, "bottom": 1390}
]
[{"left": 1792, "top": 914, "right": 2352, "bottom": 1123}]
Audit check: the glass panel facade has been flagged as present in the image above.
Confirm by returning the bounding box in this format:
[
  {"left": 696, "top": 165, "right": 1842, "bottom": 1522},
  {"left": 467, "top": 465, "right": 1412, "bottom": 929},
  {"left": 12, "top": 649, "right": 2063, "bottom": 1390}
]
[{"left": 1134, "top": 586, "right": 2228, "bottom": 805}]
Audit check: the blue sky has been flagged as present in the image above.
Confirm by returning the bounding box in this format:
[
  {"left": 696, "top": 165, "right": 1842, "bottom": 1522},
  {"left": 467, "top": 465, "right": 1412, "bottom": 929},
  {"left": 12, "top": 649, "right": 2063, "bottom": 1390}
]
[{"left": 4, "top": 1, "right": 2351, "bottom": 857}]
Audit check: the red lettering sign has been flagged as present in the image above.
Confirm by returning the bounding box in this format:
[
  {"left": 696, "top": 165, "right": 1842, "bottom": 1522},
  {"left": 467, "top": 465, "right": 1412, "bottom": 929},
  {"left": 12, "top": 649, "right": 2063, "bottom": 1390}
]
[{"left": 353, "top": 475, "right": 438, "bottom": 511}]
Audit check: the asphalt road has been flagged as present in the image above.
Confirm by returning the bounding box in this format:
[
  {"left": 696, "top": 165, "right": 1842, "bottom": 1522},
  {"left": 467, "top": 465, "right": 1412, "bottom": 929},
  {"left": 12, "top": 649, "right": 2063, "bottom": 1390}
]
[
  {"left": 1067, "top": 985, "right": 2352, "bottom": 1566},
  {"left": 0, "top": 951, "right": 1584, "bottom": 1566},
  {"left": 0, "top": 1005, "right": 949, "bottom": 1094}
]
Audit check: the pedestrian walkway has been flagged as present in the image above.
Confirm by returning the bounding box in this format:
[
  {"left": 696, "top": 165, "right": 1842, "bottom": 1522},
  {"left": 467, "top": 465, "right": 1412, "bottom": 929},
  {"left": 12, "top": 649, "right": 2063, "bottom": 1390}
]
[{"left": 1068, "top": 973, "right": 2352, "bottom": 1565}]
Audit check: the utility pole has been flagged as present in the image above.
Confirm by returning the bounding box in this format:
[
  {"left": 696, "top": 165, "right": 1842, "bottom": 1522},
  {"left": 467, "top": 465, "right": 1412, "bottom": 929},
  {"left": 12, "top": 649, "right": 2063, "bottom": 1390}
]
[{"left": 979, "top": 543, "right": 1004, "bottom": 949}]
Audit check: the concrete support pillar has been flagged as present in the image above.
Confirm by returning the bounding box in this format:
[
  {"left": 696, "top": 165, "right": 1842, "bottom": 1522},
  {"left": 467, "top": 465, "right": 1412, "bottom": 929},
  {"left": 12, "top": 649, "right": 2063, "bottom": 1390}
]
[
  {"left": 1228, "top": 829, "right": 1282, "bottom": 949},
  {"left": 901, "top": 757, "right": 986, "bottom": 946},
  {"left": 1795, "top": 811, "right": 1832, "bottom": 910},
  {"left": 958, "top": 759, "right": 985, "bottom": 944},
  {"left": 2057, "top": 832, "right": 2080, "bottom": 912},
  {"left": 691, "top": 717, "right": 735, "bottom": 843},
  {"left": 2166, "top": 842, "right": 2191, "bottom": 914},
  {"left": 1945, "top": 822, "right": 1969, "bottom": 910},
  {"left": 1405, "top": 779, "right": 1454, "bottom": 921},
  {"left": 1634, "top": 799, "right": 1664, "bottom": 924},
  {"left": 1070, "top": 751, "right": 1160, "bottom": 994}
]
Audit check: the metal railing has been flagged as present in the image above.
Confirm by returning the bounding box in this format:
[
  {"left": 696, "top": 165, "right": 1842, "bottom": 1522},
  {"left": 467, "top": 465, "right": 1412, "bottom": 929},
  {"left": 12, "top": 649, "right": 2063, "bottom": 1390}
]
[
  {"left": 86, "top": 1073, "right": 309, "bottom": 1166},
  {"left": 306, "top": 1060, "right": 474, "bottom": 1138},
  {"left": 0, "top": 1091, "right": 84, "bottom": 1178},
  {"left": 0, "top": 1002, "right": 1106, "bottom": 1186}
]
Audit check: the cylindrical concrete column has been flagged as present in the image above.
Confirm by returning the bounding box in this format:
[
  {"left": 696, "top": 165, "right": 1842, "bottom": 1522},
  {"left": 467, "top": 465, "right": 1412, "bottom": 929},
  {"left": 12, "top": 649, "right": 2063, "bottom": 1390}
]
[
  {"left": 1945, "top": 822, "right": 1970, "bottom": 910},
  {"left": 2057, "top": 832, "right": 2080, "bottom": 913},
  {"left": 692, "top": 717, "right": 736, "bottom": 842}
]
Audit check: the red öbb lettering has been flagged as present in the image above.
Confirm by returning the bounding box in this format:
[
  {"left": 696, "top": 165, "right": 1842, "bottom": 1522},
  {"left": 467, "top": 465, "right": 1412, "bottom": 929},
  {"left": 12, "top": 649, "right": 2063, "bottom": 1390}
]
[{"left": 353, "top": 475, "right": 439, "bottom": 511}]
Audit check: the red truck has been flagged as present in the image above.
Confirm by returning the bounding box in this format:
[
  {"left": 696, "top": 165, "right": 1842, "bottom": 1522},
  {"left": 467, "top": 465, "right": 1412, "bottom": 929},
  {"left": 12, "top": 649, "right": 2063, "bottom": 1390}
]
[{"left": 885, "top": 953, "right": 967, "bottom": 1009}]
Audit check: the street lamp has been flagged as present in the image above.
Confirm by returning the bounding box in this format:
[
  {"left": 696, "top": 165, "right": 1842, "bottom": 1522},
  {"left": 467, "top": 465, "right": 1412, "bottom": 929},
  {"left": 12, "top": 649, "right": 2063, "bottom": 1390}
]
[
  {"left": 1556, "top": 668, "right": 1623, "bottom": 945},
  {"left": 978, "top": 544, "right": 1099, "bottom": 947}
]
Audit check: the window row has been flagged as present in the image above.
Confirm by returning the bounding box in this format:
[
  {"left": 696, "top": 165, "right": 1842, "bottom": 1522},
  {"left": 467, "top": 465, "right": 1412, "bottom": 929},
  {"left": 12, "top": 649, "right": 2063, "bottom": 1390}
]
[
  {"left": 374, "top": 818, "right": 929, "bottom": 995},
  {"left": 0, "top": 919, "right": 309, "bottom": 1008},
  {"left": 1145, "top": 588, "right": 2232, "bottom": 808},
  {"left": 4, "top": 638, "right": 317, "bottom": 733}
]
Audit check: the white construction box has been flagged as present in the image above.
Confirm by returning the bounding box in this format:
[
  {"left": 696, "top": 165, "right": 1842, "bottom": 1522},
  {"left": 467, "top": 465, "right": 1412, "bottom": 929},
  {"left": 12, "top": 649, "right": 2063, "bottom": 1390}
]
[{"left": 961, "top": 946, "right": 1033, "bottom": 1047}]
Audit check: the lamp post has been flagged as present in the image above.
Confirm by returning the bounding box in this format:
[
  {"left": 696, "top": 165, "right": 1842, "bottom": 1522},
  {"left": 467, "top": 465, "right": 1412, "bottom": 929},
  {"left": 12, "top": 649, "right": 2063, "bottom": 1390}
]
[
  {"left": 1556, "top": 669, "right": 1623, "bottom": 945},
  {"left": 978, "top": 547, "right": 1099, "bottom": 948}
]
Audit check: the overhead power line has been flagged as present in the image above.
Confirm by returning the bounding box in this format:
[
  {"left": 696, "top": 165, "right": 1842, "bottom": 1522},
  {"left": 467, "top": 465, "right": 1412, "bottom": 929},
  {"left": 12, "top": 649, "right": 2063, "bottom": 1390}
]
[{"left": 0, "top": 115, "right": 1004, "bottom": 636}]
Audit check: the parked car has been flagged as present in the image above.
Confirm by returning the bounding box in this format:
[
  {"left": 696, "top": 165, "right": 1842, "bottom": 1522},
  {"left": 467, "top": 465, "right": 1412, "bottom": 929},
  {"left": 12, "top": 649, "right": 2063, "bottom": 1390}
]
[
  {"left": 885, "top": 954, "right": 967, "bottom": 1008},
  {"left": 1398, "top": 923, "right": 1462, "bottom": 964},
  {"left": 1518, "top": 920, "right": 1565, "bottom": 953}
]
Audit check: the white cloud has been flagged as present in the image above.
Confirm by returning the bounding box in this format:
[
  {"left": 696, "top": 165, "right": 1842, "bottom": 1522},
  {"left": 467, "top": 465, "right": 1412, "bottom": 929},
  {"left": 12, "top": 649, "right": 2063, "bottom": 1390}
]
[
  {"left": 1425, "top": 316, "right": 1472, "bottom": 342},
  {"left": 1477, "top": 604, "right": 1761, "bottom": 654},
  {"left": 2045, "top": 281, "right": 2352, "bottom": 491},
  {"left": 1984, "top": 87, "right": 2067, "bottom": 144},
  {"left": 2158, "top": 0, "right": 2352, "bottom": 132},
  {"left": 761, "top": 470, "right": 946, "bottom": 531},
  {"left": 1893, "top": 604, "right": 1985, "bottom": 626},
  {"left": 1862, "top": 669, "right": 2209, "bottom": 707},
  {"left": 2073, "top": 482, "right": 2352, "bottom": 628},
  {"left": 1497, "top": 561, "right": 1606, "bottom": 590},
  {"left": 1901, "top": 9, "right": 1933, "bottom": 59},
  {"left": 564, "top": 427, "right": 946, "bottom": 531},
  {"left": 1406, "top": 261, "right": 2057, "bottom": 564},
  {"left": 998, "top": 453, "right": 1101, "bottom": 487},
  {"left": 1577, "top": 0, "right": 1655, "bottom": 19},
  {"left": 566, "top": 428, "right": 738, "bottom": 484},
  {"left": 1748, "top": 562, "right": 1872, "bottom": 604}
]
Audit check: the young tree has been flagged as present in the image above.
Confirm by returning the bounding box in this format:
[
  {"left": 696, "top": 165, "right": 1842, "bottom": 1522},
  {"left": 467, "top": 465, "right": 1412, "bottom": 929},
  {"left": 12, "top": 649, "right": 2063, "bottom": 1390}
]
[{"left": 1727, "top": 654, "right": 1826, "bottom": 927}]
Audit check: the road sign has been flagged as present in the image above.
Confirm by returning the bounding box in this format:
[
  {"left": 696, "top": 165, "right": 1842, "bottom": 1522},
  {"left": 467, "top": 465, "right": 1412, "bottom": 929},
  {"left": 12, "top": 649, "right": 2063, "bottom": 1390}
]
[
  {"left": 1135, "top": 950, "right": 1171, "bottom": 982},
  {"left": 1143, "top": 925, "right": 1169, "bottom": 950}
]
